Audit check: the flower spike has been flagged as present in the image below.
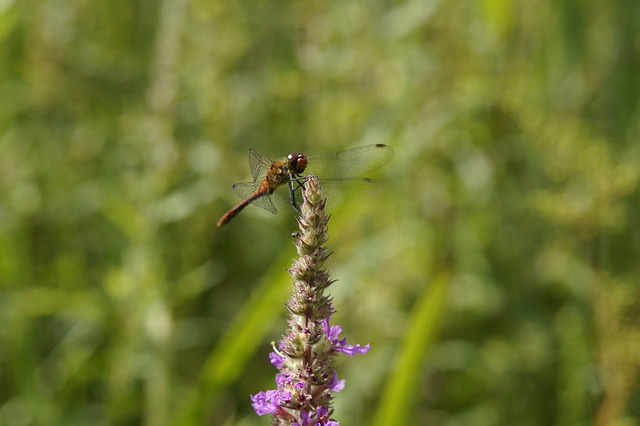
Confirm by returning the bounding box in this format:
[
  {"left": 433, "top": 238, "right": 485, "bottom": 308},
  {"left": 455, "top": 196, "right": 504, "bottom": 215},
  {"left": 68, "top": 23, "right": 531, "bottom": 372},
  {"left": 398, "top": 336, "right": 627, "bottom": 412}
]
[{"left": 251, "top": 175, "right": 369, "bottom": 425}]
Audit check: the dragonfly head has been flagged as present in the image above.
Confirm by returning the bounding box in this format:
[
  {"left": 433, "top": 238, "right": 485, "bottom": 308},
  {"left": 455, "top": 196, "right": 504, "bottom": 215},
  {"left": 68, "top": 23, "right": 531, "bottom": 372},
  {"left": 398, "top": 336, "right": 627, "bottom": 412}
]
[{"left": 287, "top": 152, "right": 308, "bottom": 174}]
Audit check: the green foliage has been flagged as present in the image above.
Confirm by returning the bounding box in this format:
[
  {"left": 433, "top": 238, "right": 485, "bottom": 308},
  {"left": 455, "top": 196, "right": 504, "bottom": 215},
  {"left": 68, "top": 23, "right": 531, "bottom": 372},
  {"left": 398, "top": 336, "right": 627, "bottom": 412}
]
[{"left": 1, "top": 0, "right": 639, "bottom": 425}]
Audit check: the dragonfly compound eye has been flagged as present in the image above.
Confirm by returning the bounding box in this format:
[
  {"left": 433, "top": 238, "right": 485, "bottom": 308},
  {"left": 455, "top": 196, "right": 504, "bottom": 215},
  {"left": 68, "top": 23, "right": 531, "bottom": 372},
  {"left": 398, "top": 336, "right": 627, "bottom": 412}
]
[{"left": 287, "top": 153, "right": 308, "bottom": 174}]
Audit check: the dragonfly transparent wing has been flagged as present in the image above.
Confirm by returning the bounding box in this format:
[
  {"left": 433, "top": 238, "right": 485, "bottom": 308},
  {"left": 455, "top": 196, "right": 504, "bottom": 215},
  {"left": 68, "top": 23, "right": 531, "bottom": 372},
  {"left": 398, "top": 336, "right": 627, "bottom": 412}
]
[
  {"left": 304, "top": 144, "right": 393, "bottom": 180},
  {"left": 277, "top": 176, "right": 380, "bottom": 211},
  {"left": 320, "top": 177, "right": 381, "bottom": 209},
  {"left": 232, "top": 182, "right": 278, "bottom": 214},
  {"left": 248, "top": 149, "right": 273, "bottom": 182}
]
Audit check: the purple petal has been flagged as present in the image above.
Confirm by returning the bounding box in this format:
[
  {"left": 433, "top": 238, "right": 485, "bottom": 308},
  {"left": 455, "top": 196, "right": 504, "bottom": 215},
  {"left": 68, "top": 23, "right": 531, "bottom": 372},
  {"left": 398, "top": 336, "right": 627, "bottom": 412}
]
[
  {"left": 321, "top": 318, "right": 370, "bottom": 356},
  {"left": 322, "top": 318, "right": 341, "bottom": 340},
  {"left": 316, "top": 406, "right": 330, "bottom": 418},
  {"left": 328, "top": 372, "right": 346, "bottom": 392},
  {"left": 275, "top": 373, "right": 290, "bottom": 387},
  {"left": 336, "top": 342, "right": 370, "bottom": 356},
  {"left": 299, "top": 410, "right": 311, "bottom": 426},
  {"left": 316, "top": 406, "right": 340, "bottom": 426},
  {"left": 269, "top": 352, "right": 285, "bottom": 368},
  {"left": 250, "top": 389, "right": 291, "bottom": 416}
]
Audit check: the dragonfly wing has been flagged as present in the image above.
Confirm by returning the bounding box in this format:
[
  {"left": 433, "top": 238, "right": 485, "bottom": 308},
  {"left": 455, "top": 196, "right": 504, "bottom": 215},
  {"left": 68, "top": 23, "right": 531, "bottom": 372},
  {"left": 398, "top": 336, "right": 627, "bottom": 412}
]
[
  {"left": 305, "top": 144, "right": 393, "bottom": 179},
  {"left": 232, "top": 181, "right": 259, "bottom": 199},
  {"left": 259, "top": 184, "right": 301, "bottom": 214},
  {"left": 251, "top": 194, "right": 278, "bottom": 214},
  {"left": 233, "top": 177, "right": 379, "bottom": 215},
  {"left": 231, "top": 182, "right": 278, "bottom": 214},
  {"left": 248, "top": 149, "right": 272, "bottom": 182},
  {"left": 317, "top": 177, "right": 380, "bottom": 209},
  {"left": 284, "top": 177, "right": 379, "bottom": 211}
]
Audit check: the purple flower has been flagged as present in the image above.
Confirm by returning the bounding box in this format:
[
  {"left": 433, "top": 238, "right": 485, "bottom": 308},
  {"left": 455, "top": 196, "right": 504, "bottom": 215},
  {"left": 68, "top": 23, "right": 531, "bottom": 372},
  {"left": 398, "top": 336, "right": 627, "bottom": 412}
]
[
  {"left": 275, "top": 373, "right": 293, "bottom": 388},
  {"left": 270, "top": 351, "right": 285, "bottom": 368},
  {"left": 316, "top": 406, "right": 340, "bottom": 426},
  {"left": 322, "top": 318, "right": 371, "bottom": 356},
  {"left": 296, "top": 410, "right": 311, "bottom": 426},
  {"left": 328, "top": 372, "right": 345, "bottom": 392},
  {"left": 293, "top": 407, "right": 340, "bottom": 426},
  {"left": 250, "top": 389, "right": 291, "bottom": 416},
  {"left": 249, "top": 176, "right": 369, "bottom": 425}
]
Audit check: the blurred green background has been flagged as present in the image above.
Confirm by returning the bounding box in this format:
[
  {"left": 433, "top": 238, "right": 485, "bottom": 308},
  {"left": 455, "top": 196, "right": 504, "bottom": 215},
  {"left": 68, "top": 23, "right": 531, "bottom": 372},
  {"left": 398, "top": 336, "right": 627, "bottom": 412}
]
[{"left": 1, "top": 0, "right": 639, "bottom": 425}]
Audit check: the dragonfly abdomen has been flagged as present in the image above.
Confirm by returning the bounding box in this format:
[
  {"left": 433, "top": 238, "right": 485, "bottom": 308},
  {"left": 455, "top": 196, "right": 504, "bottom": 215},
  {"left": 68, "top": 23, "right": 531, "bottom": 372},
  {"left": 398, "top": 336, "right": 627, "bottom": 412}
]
[{"left": 216, "top": 189, "right": 267, "bottom": 227}]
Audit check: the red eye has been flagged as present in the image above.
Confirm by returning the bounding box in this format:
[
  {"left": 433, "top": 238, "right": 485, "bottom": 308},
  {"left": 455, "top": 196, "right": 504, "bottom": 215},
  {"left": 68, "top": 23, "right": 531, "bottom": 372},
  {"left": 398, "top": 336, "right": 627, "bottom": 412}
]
[{"left": 288, "top": 153, "right": 308, "bottom": 174}]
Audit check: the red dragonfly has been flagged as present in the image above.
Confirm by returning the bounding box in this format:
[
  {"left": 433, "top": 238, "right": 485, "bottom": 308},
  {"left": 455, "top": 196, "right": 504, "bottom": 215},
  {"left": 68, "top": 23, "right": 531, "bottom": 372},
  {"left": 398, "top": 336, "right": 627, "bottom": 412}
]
[{"left": 216, "top": 144, "right": 393, "bottom": 227}]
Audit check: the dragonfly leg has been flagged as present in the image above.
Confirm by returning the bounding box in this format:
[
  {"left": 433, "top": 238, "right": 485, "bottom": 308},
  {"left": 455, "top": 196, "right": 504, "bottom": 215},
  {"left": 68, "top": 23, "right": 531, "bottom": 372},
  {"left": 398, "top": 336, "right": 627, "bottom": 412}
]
[{"left": 287, "top": 175, "right": 307, "bottom": 213}]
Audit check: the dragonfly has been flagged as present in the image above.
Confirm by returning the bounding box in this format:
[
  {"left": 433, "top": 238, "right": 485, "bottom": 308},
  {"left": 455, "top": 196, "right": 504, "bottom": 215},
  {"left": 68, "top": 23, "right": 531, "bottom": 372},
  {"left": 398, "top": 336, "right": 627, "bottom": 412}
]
[{"left": 216, "top": 144, "right": 393, "bottom": 227}]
